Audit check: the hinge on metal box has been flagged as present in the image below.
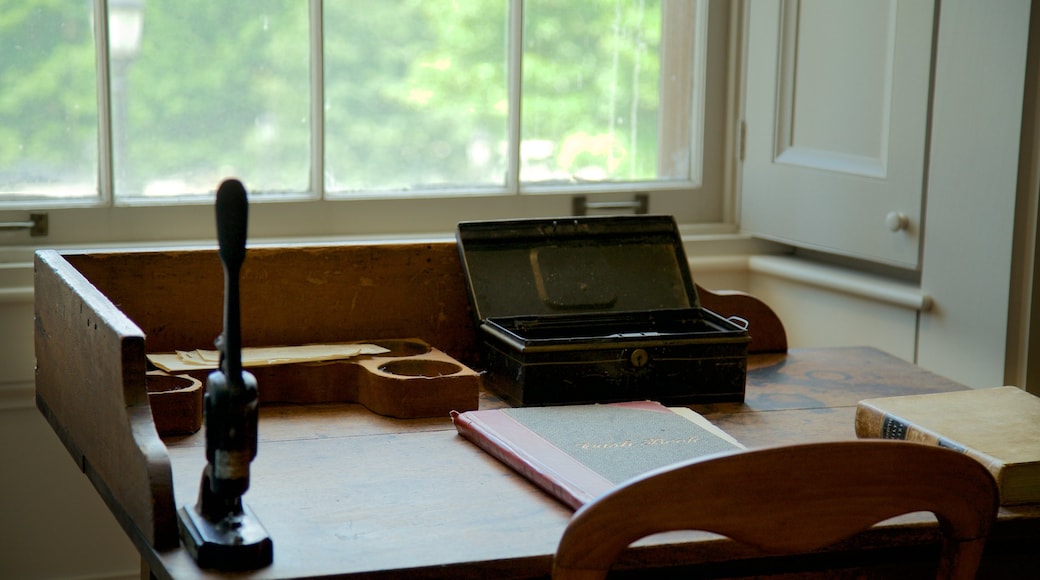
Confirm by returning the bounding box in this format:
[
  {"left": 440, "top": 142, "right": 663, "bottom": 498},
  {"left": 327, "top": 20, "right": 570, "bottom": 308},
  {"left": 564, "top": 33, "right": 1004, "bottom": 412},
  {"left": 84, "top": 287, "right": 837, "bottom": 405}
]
[
  {"left": 572, "top": 194, "right": 648, "bottom": 216},
  {"left": 0, "top": 213, "right": 48, "bottom": 237}
]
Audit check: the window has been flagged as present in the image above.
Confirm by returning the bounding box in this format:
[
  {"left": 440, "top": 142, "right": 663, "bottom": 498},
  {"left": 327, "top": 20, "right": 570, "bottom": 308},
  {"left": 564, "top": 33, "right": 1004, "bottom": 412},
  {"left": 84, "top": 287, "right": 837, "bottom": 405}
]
[{"left": 0, "top": 0, "right": 734, "bottom": 245}]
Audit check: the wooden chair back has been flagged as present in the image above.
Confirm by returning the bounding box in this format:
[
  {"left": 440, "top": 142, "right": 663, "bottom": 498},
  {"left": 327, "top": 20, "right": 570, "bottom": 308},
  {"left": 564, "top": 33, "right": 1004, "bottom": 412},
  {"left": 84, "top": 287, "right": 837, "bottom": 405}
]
[{"left": 553, "top": 440, "right": 999, "bottom": 580}]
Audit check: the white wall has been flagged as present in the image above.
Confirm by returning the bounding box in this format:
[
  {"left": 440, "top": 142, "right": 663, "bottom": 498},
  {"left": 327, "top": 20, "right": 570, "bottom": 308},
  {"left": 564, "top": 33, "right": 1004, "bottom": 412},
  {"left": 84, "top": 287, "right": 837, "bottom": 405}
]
[
  {"left": 916, "top": 0, "right": 1032, "bottom": 388},
  {"left": 0, "top": 277, "right": 139, "bottom": 580},
  {"left": 0, "top": 404, "right": 139, "bottom": 580},
  {"left": 748, "top": 270, "right": 919, "bottom": 363}
]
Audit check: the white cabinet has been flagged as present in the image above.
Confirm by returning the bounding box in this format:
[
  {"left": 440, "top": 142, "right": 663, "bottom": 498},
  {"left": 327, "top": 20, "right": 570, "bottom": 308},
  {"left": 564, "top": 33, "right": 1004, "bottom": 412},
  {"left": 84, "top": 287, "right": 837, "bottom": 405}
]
[
  {"left": 740, "top": 0, "right": 1033, "bottom": 388},
  {"left": 741, "top": 0, "right": 935, "bottom": 269}
]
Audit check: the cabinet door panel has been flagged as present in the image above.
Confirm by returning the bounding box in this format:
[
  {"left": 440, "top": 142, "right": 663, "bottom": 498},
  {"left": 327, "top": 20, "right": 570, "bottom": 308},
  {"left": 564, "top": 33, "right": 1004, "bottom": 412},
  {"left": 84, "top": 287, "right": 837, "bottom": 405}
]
[{"left": 742, "top": 0, "right": 934, "bottom": 268}]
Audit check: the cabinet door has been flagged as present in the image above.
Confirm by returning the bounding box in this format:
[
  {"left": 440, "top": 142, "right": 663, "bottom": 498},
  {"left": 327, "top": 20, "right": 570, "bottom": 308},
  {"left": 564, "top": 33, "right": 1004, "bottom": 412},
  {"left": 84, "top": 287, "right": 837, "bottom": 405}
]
[{"left": 741, "top": 0, "right": 934, "bottom": 268}]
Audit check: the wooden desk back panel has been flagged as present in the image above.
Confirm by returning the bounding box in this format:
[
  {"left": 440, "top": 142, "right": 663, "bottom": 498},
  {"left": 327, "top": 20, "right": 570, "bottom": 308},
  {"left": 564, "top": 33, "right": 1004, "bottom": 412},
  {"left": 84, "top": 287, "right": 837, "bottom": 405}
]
[
  {"left": 62, "top": 242, "right": 480, "bottom": 364},
  {"left": 34, "top": 242, "right": 480, "bottom": 551}
]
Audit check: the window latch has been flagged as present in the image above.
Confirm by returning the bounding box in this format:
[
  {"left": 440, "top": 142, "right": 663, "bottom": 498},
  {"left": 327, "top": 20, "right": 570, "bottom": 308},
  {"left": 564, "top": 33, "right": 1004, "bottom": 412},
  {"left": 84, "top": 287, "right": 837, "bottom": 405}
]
[
  {"left": 572, "top": 194, "right": 648, "bottom": 216},
  {"left": 0, "top": 213, "right": 48, "bottom": 236}
]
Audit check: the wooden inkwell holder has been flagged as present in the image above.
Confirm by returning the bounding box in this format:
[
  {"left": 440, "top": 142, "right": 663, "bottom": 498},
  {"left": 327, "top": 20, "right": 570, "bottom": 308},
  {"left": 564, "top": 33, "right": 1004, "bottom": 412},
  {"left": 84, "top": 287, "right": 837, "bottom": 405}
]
[{"left": 34, "top": 242, "right": 483, "bottom": 550}]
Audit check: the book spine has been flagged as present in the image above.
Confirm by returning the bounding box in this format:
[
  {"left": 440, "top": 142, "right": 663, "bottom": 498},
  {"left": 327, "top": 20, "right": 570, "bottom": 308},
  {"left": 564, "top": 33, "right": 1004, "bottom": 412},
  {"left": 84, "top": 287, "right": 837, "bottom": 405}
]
[
  {"left": 450, "top": 410, "right": 592, "bottom": 509},
  {"left": 854, "top": 402, "right": 1006, "bottom": 483},
  {"left": 855, "top": 403, "right": 963, "bottom": 449}
]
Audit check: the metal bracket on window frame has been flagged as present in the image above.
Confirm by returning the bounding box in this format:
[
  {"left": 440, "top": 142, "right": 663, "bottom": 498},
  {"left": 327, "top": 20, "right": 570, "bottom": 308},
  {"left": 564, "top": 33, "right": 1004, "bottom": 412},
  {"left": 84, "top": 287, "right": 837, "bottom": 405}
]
[
  {"left": 572, "top": 194, "right": 649, "bottom": 216},
  {"left": 0, "top": 213, "right": 49, "bottom": 237}
]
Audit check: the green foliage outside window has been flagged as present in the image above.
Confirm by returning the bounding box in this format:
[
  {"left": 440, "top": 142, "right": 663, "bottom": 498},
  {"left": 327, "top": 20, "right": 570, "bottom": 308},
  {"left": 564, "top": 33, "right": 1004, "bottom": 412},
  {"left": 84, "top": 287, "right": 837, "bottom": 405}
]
[{"left": 0, "top": 0, "right": 672, "bottom": 200}]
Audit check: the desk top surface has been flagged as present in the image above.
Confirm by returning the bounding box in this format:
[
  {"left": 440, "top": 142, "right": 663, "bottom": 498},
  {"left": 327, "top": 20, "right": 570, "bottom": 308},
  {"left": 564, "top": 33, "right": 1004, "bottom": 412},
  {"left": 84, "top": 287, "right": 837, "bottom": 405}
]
[{"left": 136, "top": 347, "right": 1040, "bottom": 578}]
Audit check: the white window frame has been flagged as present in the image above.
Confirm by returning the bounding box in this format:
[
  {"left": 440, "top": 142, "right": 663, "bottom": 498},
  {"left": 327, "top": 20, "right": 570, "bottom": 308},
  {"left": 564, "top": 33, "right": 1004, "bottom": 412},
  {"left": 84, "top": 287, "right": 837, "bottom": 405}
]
[{"left": 0, "top": 0, "right": 739, "bottom": 248}]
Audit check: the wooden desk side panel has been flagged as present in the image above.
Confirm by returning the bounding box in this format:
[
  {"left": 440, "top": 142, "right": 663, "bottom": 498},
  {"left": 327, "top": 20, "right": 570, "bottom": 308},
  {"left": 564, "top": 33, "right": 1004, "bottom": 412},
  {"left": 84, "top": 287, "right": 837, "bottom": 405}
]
[
  {"left": 34, "top": 250, "right": 178, "bottom": 549},
  {"left": 696, "top": 284, "right": 788, "bottom": 354},
  {"left": 64, "top": 242, "right": 480, "bottom": 366}
]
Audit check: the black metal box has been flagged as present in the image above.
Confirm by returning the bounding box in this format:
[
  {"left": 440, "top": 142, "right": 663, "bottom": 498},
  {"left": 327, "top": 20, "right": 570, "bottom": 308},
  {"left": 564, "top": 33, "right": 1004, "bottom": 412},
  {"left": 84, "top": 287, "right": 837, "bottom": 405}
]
[{"left": 456, "top": 215, "right": 749, "bottom": 406}]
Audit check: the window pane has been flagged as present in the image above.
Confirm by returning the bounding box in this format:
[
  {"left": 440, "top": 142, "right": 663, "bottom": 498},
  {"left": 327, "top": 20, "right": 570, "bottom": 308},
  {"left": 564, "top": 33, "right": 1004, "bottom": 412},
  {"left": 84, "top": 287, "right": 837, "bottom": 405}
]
[
  {"left": 0, "top": 1, "right": 98, "bottom": 202},
  {"left": 117, "top": 0, "right": 310, "bottom": 199},
  {"left": 522, "top": 0, "right": 690, "bottom": 184},
  {"left": 324, "top": 0, "right": 508, "bottom": 195}
]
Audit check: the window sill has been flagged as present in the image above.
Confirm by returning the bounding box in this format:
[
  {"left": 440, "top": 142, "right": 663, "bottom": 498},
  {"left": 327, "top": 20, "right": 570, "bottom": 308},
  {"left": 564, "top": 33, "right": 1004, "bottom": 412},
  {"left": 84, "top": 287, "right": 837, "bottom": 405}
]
[{"left": 747, "top": 254, "right": 932, "bottom": 312}]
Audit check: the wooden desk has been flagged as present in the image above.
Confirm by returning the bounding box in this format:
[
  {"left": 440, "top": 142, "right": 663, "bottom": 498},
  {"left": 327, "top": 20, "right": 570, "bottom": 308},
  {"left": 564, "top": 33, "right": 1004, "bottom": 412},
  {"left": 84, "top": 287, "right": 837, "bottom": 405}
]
[
  {"left": 31, "top": 245, "right": 1039, "bottom": 578},
  {"left": 114, "top": 347, "right": 1035, "bottom": 579}
]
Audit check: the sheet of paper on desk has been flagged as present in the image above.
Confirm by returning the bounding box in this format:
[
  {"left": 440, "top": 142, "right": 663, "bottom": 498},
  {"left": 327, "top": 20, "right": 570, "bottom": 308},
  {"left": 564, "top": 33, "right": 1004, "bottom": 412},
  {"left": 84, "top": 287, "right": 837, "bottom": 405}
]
[{"left": 147, "top": 343, "right": 389, "bottom": 373}]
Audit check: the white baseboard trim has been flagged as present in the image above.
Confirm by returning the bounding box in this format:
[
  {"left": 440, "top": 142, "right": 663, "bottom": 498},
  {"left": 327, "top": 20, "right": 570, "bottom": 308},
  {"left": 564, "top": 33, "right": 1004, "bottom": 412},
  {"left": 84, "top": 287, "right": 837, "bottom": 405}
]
[
  {"left": 0, "top": 381, "right": 34, "bottom": 411},
  {"left": 749, "top": 255, "right": 932, "bottom": 311},
  {"left": 0, "top": 286, "right": 32, "bottom": 304}
]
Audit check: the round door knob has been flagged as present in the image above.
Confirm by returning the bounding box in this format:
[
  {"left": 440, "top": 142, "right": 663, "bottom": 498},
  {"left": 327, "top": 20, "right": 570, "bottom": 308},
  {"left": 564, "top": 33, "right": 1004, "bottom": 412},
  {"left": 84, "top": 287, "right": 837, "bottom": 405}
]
[{"left": 886, "top": 211, "right": 910, "bottom": 232}]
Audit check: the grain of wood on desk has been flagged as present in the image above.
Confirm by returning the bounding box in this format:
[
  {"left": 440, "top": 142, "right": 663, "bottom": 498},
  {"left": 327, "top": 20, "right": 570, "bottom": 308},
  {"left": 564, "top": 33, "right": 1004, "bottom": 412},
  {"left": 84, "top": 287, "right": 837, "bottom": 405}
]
[
  {"left": 161, "top": 426, "right": 572, "bottom": 579},
  {"left": 164, "top": 403, "right": 456, "bottom": 450},
  {"left": 144, "top": 347, "right": 1040, "bottom": 578}
]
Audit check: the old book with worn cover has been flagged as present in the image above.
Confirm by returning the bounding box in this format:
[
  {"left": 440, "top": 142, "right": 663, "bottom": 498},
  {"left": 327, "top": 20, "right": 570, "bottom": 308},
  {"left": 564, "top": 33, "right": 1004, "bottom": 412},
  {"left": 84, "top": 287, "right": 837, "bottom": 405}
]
[
  {"left": 856, "top": 386, "right": 1040, "bottom": 505},
  {"left": 450, "top": 401, "right": 743, "bottom": 509}
]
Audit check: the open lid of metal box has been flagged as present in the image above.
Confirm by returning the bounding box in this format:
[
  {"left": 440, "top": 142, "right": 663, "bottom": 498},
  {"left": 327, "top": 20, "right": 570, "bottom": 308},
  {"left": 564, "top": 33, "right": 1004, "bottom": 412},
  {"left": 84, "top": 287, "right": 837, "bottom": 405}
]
[{"left": 455, "top": 215, "right": 700, "bottom": 322}]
